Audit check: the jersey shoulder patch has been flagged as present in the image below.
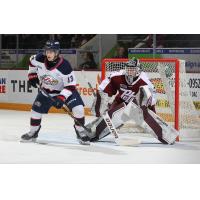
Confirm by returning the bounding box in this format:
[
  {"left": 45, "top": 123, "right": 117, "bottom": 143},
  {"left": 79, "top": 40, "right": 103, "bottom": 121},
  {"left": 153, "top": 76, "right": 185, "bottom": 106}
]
[{"left": 56, "top": 59, "right": 73, "bottom": 75}]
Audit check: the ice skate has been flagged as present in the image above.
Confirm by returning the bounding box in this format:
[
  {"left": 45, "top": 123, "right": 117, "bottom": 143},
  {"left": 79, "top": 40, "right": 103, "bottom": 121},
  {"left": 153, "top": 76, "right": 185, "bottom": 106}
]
[{"left": 21, "top": 126, "right": 41, "bottom": 142}]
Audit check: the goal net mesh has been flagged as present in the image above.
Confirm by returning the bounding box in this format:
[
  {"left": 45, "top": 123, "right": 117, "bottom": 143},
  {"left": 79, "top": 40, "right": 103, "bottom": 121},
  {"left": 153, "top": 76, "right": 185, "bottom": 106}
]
[{"left": 102, "top": 58, "right": 200, "bottom": 140}]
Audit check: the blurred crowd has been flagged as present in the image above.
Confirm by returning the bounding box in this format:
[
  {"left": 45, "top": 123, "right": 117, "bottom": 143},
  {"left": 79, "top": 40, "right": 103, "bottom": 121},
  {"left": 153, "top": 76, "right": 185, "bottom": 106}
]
[
  {"left": 1, "top": 34, "right": 96, "bottom": 49},
  {"left": 2, "top": 34, "right": 200, "bottom": 50},
  {"left": 116, "top": 34, "right": 200, "bottom": 50},
  {"left": 2, "top": 34, "right": 200, "bottom": 70}
]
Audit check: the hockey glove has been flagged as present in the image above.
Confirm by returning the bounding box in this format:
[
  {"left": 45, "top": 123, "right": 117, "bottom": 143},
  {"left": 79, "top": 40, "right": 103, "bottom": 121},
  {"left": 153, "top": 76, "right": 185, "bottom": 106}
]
[
  {"left": 28, "top": 73, "right": 39, "bottom": 88},
  {"left": 139, "top": 85, "right": 154, "bottom": 108},
  {"left": 53, "top": 95, "right": 66, "bottom": 109}
]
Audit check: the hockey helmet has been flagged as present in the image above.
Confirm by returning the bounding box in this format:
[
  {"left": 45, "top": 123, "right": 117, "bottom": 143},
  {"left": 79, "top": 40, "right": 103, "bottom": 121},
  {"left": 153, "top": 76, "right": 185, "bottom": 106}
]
[{"left": 44, "top": 40, "right": 60, "bottom": 53}]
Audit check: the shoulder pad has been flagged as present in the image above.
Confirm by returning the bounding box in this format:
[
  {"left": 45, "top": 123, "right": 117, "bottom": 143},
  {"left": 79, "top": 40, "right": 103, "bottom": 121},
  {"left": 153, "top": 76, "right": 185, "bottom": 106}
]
[
  {"left": 139, "top": 72, "right": 154, "bottom": 88},
  {"left": 57, "top": 59, "right": 73, "bottom": 75},
  {"left": 35, "top": 53, "right": 45, "bottom": 62},
  {"left": 139, "top": 71, "right": 149, "bottom": 80}
]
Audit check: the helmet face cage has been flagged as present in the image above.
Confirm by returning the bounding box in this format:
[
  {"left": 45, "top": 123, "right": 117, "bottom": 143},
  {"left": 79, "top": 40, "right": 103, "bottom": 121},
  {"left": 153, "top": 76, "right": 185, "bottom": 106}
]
[{"left": 125, "top": 58, "right": 141, "bottom": 84}]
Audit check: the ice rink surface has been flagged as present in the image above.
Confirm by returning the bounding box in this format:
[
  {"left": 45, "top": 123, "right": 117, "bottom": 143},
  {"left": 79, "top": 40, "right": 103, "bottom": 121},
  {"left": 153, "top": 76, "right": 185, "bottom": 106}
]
[{"left": 0, "top": 109, "right": 200, "bottom": 164}]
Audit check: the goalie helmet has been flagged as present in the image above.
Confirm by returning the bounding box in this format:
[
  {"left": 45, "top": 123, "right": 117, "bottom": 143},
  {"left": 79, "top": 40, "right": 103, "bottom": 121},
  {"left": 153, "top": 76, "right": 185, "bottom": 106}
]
[{"left": 125, "top": 58, "right": 141, "bottom": 84}]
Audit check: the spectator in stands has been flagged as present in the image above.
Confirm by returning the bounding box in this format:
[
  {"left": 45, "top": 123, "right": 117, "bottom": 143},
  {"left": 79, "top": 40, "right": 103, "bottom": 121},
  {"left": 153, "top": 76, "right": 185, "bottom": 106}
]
[
  {"left": 2, "top": 34, "right": 95, "bottom": 49},
  {"left": 113, "top": 46, "right": 128, "bottom": 58},
  {"left": 146, "top": 34, "right": 165, "bottom": 48},
  {"left": 79, "top": 52, "right": 97, "bottom": 70},
  {"left": 71, "top": 35, "right": 79, "bottom": 48},
  {"left": 80, "top": 38, "right": 88, "bottom": 46}
]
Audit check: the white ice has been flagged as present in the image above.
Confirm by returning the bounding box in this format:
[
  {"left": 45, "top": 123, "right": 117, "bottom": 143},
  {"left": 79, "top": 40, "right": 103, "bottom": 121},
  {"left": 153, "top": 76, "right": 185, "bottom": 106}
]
[{"left": 0, "top": 109, "right": 200, "bottom": 163}]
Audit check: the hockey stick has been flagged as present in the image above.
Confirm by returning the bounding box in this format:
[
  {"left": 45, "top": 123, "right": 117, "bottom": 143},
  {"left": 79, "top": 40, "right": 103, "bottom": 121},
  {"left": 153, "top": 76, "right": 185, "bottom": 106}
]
[
  {"left": 81, "top": 69, "right": 96, "bottom": 97},
  {"left": 37, "top": 85, "right": 92, "bottom": 134},
  {"left": 103, "top": 112, "right": 141, "bottom": 146}
]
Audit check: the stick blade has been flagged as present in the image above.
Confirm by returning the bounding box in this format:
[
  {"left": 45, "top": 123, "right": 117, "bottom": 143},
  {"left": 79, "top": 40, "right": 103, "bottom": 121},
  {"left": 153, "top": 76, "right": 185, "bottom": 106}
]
[{"left": 115, "top": 137, "right": 141, "bottom": 146}]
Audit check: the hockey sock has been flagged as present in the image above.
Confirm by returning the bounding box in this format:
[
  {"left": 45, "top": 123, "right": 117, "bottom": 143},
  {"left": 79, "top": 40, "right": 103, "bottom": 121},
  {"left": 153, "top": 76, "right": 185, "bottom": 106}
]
[{"left": 30, "top": 110, "right": 42, "bottom": 133}]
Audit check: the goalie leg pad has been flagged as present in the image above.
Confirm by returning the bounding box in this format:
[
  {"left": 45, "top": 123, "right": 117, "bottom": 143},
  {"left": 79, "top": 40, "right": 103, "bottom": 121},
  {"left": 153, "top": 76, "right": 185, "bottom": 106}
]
[
  {"left": 87, "top": 102, "right": 130, "bottom": 141},
  {"left": 121, "top": 100, "right": 178, "bottom": 144},
  {"left": 146, "top": 108, "right": 179, "bottom": 144},
  {"left": 88, "top": 117, "right": 111, "bottom": 142},
  {"left": 141, "top": 106, "right": 168, "bottom": 144},
  {"left": 128, "top": 102, "right": 179, "bottom": 144}
]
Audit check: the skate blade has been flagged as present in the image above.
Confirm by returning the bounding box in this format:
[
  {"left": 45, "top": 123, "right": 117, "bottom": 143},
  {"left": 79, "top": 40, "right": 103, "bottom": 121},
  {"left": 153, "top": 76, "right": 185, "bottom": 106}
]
[{"left": 20, "top": 138, "right": 37, "bottom": 143}]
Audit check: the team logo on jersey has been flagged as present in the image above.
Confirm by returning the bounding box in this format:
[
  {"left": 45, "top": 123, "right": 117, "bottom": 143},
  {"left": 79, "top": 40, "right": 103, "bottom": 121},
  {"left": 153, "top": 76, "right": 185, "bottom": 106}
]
[
  {"left": 34, "top": 101, "right": 41, "bottom": 107},
  {"left": 67, "top": 98, "right": 77, "bottom": 106},
  {"left": 120, "top": 88, "right": 136, "bottom": 103},
  {"left": 41, "top": 75, "right": 58, "bottom": 86}
]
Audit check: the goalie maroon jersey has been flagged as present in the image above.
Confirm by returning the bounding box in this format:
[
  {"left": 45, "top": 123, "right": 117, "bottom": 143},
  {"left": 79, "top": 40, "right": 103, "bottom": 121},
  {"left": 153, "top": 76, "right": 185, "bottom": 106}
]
[{"left": 99, "top": 70, "right": 155, "bottom": 104}]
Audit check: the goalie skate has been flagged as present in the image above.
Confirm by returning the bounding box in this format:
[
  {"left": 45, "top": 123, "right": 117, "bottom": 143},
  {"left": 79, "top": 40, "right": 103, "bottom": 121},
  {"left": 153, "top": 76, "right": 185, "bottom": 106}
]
[{"left": 73, "top": 125, "right": 90, "bottom": 145}]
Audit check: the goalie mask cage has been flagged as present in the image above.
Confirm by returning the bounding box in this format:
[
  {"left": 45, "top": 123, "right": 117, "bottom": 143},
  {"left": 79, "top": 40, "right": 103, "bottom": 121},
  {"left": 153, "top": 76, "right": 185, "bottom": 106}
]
[{"left": 102, "top": 58, "right": 200, "bottom": 141}]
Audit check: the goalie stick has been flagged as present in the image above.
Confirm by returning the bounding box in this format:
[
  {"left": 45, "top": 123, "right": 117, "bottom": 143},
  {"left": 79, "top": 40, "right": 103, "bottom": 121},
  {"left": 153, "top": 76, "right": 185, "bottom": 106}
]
[
  {"left": 81, "top": 71, "right": 141, "bottom": 146},
  {"left": 81, "top": 69, "right": 96, "bottom": 97},
  {"left": 103, "top": 111, "right": 141, "bottom": 146}
]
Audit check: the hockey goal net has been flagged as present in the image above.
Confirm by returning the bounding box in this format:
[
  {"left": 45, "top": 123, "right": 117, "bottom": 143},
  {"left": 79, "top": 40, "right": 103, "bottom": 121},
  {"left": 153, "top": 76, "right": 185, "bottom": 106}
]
[{"left": 102, "top": 58, "right": 200, "bottom": 140}]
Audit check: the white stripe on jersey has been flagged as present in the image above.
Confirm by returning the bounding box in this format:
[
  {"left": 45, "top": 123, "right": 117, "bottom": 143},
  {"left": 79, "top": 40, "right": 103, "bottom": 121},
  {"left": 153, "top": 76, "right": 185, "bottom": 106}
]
[{"left": 60, "top": 89, "right": 72, "bottom": 99}]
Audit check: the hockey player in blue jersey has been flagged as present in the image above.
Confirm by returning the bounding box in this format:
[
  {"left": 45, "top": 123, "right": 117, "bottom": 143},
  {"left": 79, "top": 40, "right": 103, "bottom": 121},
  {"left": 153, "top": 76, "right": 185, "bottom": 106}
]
[{"left": 21, "top": 40, "right": 90, "bottom": 144}]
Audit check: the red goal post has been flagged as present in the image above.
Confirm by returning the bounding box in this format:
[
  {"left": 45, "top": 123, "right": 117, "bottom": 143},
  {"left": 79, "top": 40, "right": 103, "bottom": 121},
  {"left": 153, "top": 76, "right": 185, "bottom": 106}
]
[{"left": 101, "top": 58, "right": 180, "bottom": 131}]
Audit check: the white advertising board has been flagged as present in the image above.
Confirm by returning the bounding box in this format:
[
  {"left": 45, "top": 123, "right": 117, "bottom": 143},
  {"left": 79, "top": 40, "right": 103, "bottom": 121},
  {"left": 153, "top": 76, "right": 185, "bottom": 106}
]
[{"left": 0, "top": 70, "right": 199, "bottom": 113}]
